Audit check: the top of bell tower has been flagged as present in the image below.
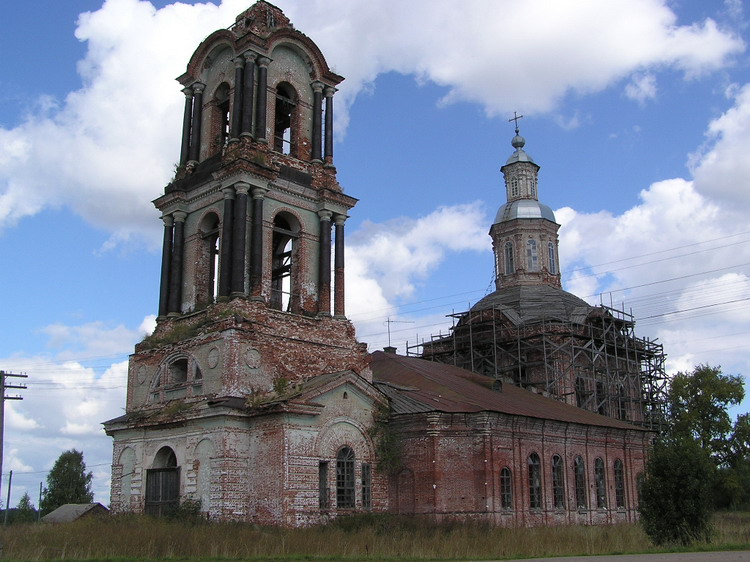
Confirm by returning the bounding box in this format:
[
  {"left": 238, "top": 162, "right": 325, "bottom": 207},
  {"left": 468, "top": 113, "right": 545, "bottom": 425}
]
[
  {"left": 231, "top": 1, "right": 291, "bottom": 38},
  {"left": 490, "top": 119, "right": 562, "bottom": 290}
]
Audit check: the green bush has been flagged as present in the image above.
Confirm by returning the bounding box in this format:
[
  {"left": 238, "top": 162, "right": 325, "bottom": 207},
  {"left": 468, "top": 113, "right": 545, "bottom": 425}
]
[{"left": 639, "top": 437, "right": 715, "bottom": 545}]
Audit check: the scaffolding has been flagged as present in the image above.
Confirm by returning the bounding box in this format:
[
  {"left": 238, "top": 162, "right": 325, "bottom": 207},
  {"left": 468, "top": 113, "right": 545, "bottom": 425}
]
[{"left": 406, "top": 304, "right": 669, "bottom": 431}]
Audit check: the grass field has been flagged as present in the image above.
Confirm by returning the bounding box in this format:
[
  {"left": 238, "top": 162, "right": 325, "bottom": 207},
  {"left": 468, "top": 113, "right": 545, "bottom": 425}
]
[{"left": 1, "top": 511, "right": 749, "bottom": 561}]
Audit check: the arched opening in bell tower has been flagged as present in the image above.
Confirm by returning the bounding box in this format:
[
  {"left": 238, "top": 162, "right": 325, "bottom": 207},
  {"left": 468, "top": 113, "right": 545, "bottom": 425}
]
[
  {"left": 270, "top": 212, "right": 299, "bottom": 312},
  {"left": 273, "top": 82, "right": 297, "bottom": 155},
  {"left": 198, "top": 212, "right": 220, "bottom": 304},
  {"left": 213, "top": 82, "right": 231, "bottom": 152}
]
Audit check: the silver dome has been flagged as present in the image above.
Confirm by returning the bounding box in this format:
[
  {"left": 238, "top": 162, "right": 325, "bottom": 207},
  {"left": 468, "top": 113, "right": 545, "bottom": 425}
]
[
  {"left": 505, "top": 148, "right": 535, "bottom": 165},
  {"left": 494, "top": 199, "right": 556, "bottom": 224}
]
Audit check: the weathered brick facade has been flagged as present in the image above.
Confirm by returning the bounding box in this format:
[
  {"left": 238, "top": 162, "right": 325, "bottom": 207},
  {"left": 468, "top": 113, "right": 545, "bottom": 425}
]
[{"left": 105, "top": 1, "right": 655, "bottom": 528}]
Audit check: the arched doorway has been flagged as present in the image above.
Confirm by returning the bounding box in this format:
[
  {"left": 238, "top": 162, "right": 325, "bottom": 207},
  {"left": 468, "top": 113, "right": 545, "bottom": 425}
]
[{"left": 145, "top": 446, "right": 180, "bottom": 516}]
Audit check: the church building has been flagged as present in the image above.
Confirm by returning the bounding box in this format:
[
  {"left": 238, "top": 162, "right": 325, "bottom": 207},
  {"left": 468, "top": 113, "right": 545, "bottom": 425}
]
[{"left": 104, "top": 1, "right": 660, "bottom": 527}]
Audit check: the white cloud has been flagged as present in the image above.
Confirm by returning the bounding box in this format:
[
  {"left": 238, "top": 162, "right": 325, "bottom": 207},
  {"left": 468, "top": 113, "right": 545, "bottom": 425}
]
[
  {"left": 691, "top": 83, "right": 750, "bottom": 206},
  {"left": 625, "top": 73, "right": 658, "bottom": 104},
  {"left": 346, "top": 202, "right": 489, "bottom": 351},
  {"left": 139, "top": 315, "right": 157, "bottom": 337},
  {"left": 0, "top": 0, "right": 743, "bottom": 242},
  {"left": 348, "top": 202, "right": 488, "bottom": 304},
  {"left": 40, "top": 321, "right": 142, "bottom": 359}
]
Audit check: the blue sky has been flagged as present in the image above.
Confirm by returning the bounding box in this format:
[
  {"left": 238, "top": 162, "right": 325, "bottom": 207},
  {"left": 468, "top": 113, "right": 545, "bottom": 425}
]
[{"left": 2, "top": 0, "right": 750, "bottom": 504}]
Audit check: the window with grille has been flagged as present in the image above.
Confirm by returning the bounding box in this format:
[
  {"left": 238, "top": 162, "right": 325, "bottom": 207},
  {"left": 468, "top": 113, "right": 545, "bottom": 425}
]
[
  {"left": 548, "top": 242, "right": 556, "bottom": 274},
  {"left": 595, "top": 457, "right": 607, "bottom": 509},
  {"left": 528, "top": 453, "right": 542, "bottom": 509},
  {"left": 574, "top": 456, "right": 587, "bottom": 509},
  {"left": 552, "top": 455, "right": 565, "bottom": 509},
  {"left": 362, "top": 463, "right": 372, "bottom": 509},
  {"left": 336, "top": 447, "right": 355, "bottom": 509},
  {"left": 500, "top": 467, "right": 513, "bottom": 509},
  {"left": 504, "top": 241, "right": 515, "bottom": 274},
  {"left": 614, "top": 459, "right": 625, "bottom": 508},
  {"left": 526, "top": 239, "right": 539, "bottom": 271}
]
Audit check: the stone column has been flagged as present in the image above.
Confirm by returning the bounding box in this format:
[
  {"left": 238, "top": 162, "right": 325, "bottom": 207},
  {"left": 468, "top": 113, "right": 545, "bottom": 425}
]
[
  {"left": 168, "top": 211, "right": 187, "bottom": 315},
  {"left": 188, "top": 82, "right": 205, "bottom": 162},
  {"left": 241, "top": 51, "right": 257, "bottom": 137},
  {"left": 230, "top": 57, "right": 244, "bottom": 141},
  {"left": 318, "top": 210, "right": 332, "bottom": 316},
  {"left": 324, "top": 86, "right": 336, "bottom": 164},
  {"left": 249, "top": 186, "right": 268, "bottom": 298},
  {"left": 218, "top": 187, "right": 235, "bottom": 297},
  {"left": 231, "top": 182, "right": 249, "bottom": 296},
  {"left": 333, "top": 214, "right": 346, "bottom": 317},
  {"left": 254, "top": 57, "right": 271, "bottom": 142},
  {"left": 311, "top": 81, "right": 324, "bottom": 163},
  {"left": 158, "top": 215, "right": 174, "bottom": 318},
  {"left": 179, "top": 88, "right": 193, "bottom": 166}
]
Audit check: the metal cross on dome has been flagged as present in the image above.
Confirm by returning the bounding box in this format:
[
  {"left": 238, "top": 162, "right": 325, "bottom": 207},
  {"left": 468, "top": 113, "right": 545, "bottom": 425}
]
[{"left": 509, "top": 111, "right": 524, "bottom": 133}]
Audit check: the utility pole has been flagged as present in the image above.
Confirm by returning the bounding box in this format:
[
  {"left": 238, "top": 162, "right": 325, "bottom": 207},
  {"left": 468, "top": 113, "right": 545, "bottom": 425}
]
[{"left": 0, "top": 370, "right": 27, "bottom": 511}]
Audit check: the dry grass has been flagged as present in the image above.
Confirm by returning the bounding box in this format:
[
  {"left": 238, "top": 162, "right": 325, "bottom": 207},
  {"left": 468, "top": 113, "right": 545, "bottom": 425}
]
[{"left": 1, "top": 511, "right": 748, "bottom": 561}]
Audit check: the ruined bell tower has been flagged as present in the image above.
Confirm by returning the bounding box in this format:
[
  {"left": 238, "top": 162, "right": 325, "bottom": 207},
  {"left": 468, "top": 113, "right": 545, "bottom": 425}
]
[{"left": 105, "top": 2, "right": 382, "bottom": 525}]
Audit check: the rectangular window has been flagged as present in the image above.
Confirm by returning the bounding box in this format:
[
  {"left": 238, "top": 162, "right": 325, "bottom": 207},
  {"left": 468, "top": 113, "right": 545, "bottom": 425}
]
[
  {"left": 362, "top": 463, "right": 372, "bottom": 509},
  {"left": 318, "top": 461, "right": 329, "bottom": 509}
]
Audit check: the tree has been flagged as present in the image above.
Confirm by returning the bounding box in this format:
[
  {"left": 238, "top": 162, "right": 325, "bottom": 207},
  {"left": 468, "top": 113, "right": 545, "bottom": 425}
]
[
  {"left": 14, "top": 492, "right": 37, "bottom": 524},
  {"left": 39, "top": 449, "right": 94, "bottom": 515},
  {"left": 667, "top": 364, "right": 745, "bottom": 465},
  {"left": 639, "top": 436, "right": 714, "bottom": 545}
]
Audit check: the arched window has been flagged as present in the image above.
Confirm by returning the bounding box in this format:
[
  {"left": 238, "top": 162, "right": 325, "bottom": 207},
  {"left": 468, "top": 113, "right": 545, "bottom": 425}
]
[
  {"left": 614, "top": 459, "right": 625, "bottom": 508},
  {"left": 274, "top": 82, "right": 297, "bottom": 155},
  {"left": 574, "top": 455, "right": 587, "bottom": 509},
  {"left": 213, "top": 83, "right": 231, "bottom": 151},
  {"left": 548, "top": 242, "right": 556, "bottom": 274},
  {"left": 271, "top": 213, "right": 299, "bottom": 312},
  {"left": 528, "top": 453, "right": 542, "bottom": 509},
  {"left": 530, "top": 178, "right": 537, "bottom": 198},
  {"left": 500, "top": 467, "right": 513, "bottom": 509},
  {"left": 152, "top": 355, "right": 203, "bottom": 403},
  {"left": 526, "top": 239, "right": 539, "bottom": 271},
  {"left": 336, "top": 446, "right": 355, "bottom": 509},
  {"left": 552, "top": 455, "right": 565, "bottom": 509},
  {"left": 510, "top": 177, "right": 519, "bottom": 198},
  {"left": 595, "top": 457, "right": 607, "bottom": 509},
  {"left": 504, "top": 241, "right": 515, "bottom": 274}
]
